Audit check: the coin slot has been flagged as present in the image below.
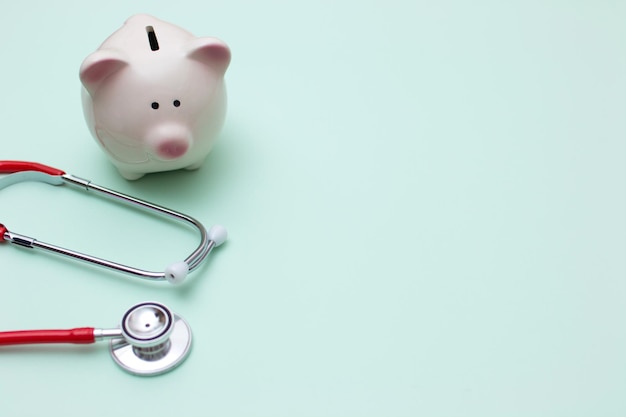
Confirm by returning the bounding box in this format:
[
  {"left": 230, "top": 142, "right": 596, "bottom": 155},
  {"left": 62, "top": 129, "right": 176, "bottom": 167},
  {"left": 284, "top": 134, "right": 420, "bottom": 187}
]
[{"left": 146, "top": 26, "right": 159, "bottom": 51}]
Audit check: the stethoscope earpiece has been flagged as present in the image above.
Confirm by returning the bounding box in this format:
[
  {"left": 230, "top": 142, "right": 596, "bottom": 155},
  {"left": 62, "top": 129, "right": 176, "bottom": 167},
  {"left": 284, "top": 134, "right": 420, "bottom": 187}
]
[
  {"left": 0, "top": 160, "right": 227, "bottom": 285},
  {"left": 164, "top": 224, "right": 228, "bottom": 284},
  {"left": 0, "top": 302, "right": 192, "bottom": 376}
]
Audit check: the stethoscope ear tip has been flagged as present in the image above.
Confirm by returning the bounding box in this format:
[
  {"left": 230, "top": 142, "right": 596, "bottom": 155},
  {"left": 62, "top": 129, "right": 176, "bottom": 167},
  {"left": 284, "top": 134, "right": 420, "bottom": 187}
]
[
  {"left": 165, "top": 262, "right": 189, "bottom": 284},
  {"left": 208, "top": 225, "right": 228, "bottom": 247},
  {"left": 164, "top": 225, "right": 226, "bottom": 285}
]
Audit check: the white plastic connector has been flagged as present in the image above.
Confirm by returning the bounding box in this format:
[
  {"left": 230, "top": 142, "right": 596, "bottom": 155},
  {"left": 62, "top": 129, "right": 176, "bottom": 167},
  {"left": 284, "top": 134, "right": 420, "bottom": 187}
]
[
  {"left": 164, "top": 261, "right": 189, "bottom": 285},
  {"left": 208, "top": 225, "right": 228, "bottom": 247}
]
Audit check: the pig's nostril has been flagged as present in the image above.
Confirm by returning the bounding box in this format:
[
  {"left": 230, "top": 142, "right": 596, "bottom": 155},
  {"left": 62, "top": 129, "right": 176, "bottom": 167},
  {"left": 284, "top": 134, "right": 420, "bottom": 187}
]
[{"left": 157, "top": 140, "right": 189, "bottom": 159}]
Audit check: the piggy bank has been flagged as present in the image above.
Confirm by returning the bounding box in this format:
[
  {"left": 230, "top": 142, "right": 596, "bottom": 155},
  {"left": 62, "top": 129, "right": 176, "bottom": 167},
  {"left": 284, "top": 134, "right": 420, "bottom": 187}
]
[{"left": 79, "top": 14, "right": 231, "bottom": 180}]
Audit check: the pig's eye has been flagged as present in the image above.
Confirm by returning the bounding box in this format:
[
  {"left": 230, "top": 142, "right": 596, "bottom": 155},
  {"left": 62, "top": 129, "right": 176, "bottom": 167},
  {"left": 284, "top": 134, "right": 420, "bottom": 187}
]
[
  {"left": 173, "top": 100, "right": 181, "bottom": 107},
  {"left": 151, "top": 102, "right": 160, "bottom": 110}
]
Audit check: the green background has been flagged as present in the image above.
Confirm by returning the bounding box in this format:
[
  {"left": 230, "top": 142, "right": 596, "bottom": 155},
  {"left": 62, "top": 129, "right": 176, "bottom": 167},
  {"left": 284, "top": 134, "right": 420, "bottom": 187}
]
[{"left": 1, "top": 1, "right": 624, "bottom": 416}]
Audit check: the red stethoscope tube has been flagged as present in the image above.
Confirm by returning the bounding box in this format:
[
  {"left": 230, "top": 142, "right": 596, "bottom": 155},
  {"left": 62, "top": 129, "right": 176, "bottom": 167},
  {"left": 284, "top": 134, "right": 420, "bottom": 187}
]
[
  {"left": 1, "top": 162, "right": 99, "bottom": 346},
  {"left": 0, "top": 160, "right": 66, "bottom": 176},
  {"left": 0, "top": 328, "right": 95, "bottom": 345}
]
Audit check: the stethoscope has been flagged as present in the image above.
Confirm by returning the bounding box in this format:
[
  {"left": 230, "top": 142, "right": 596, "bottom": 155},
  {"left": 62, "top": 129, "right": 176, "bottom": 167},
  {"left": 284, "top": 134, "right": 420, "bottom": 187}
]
[
  {"left": 0, "top": 302, "right": 192, "bottom": 376},
  {"left": 0, "top": 160, "right": 227, "bottom": 284}
]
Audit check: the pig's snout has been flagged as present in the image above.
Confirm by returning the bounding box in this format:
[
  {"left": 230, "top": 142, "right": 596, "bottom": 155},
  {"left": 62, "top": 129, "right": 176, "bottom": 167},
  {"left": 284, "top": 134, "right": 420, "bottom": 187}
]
[
  {"left": 147, "top": 124, "right": 192, "bottom": 161},
  {"left": 157, "top": 139, "right": 189, "bottom": 159}
]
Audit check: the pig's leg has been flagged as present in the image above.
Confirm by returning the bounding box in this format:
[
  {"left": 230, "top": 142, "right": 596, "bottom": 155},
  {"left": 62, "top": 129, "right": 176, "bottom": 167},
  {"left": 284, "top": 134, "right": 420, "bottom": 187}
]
[{"left": 118, "top": 169, "right": 145, "bottom": 180}]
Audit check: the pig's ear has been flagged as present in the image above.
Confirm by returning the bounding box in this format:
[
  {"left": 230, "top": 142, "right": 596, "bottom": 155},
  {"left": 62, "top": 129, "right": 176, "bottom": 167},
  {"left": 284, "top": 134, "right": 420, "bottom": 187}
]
[
  {"left": 79, "top": 50, "right": 128, "bottom": 94},
  {"left": 187, "top": 37, "right": 231, "bottom": 75}
]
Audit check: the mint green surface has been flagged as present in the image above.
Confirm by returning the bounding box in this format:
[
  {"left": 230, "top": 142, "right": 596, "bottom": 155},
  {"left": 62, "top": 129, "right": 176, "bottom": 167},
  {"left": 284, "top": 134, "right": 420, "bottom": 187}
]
[{"left": 1, "top": 1, "right": 625, "bottom": 416}]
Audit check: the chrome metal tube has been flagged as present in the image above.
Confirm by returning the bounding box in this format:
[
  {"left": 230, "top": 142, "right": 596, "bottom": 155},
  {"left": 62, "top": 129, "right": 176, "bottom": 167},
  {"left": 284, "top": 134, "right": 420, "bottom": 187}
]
[
  {"left": 61, "top": 174, "right": 210, "bottom": 275},
  {"left": 1, "top": 169, "right": 221, "bottom": 283},
  {"left": 94, "top": 328, "right": 124, "bottom": 340}
]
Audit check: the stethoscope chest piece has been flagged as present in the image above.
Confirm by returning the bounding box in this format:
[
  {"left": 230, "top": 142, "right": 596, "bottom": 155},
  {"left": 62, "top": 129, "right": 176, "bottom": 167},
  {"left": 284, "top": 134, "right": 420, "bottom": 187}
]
[
  {"left": 0, "top": 301, "right": 192, "bottom": 376},
  {"left": 110, "top": 302, "right": 192, "bottom": 376}
]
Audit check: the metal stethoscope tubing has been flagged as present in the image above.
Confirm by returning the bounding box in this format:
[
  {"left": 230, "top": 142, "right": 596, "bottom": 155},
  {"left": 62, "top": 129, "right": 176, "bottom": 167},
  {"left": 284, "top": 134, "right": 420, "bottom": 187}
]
[
  {"left": 0, "top": 161, "right": 227, "bottom": 284},
  {"left": 0, "top": 301, "right": 192, "bottom": 376}
]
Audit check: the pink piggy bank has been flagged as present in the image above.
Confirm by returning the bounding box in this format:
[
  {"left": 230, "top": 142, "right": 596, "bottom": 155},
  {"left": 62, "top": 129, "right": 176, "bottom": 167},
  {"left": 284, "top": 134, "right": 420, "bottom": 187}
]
[{"left": 79, "top": 14, "right": 231, "bottom": 180}]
